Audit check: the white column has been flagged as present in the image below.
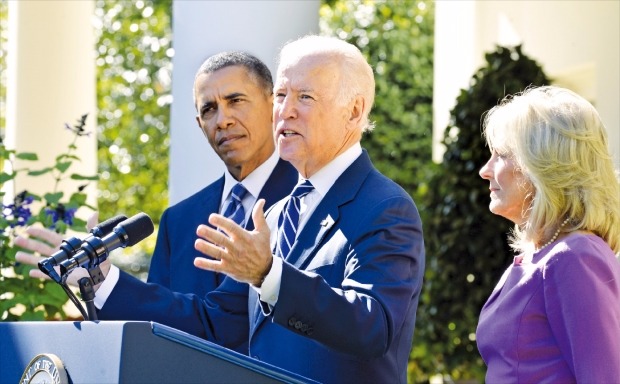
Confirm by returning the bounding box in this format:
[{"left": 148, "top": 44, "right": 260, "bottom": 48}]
[
  {"left": 169, "top": 0, "right": 320, "bottom": 204},
  {"left": 432, "top": 0, "right": 478, "bottom": 163},
  {"left": 5, "top": 0, "right": 97, "bottom": 210},
  {"left": 434, "top": 0, "right": 619, "bottom": 168}
]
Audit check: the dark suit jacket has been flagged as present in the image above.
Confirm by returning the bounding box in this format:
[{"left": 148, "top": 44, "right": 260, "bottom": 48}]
[
  {"left": 99, "top": 150, "right": 425, "bottom": 384},
  {"left": 147, "top": 158, "right": 298, "bottom": 296}
]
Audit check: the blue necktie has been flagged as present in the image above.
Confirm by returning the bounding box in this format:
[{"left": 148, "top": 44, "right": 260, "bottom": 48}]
[
  {"left": 276, "top": 180, "right": 314, "bottom": 259},
  {"left": 221, "top": 183, "right": 248, "bottom": 228}
]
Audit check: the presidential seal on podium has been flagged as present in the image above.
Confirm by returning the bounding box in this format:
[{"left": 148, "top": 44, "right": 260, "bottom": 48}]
[{"left": 20, "top": 353, "right": 69, "bottom": 384}]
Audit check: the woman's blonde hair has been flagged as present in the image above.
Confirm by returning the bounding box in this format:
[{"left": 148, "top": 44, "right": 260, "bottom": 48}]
[{"left": 482, "top": 86, "right": 620, "bottom": 254}]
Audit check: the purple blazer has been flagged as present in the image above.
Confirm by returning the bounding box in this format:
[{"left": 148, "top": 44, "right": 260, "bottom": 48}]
[{"left": 477, "top": 233, "right": 620, "bottom": 383}]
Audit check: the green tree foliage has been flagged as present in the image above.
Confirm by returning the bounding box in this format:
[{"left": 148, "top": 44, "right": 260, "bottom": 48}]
[
  {"left": 95, "top": 0, "right": 172, "bottom": 229},
  {"left": 413, "top": 45, "right": 550, "bottom": 382},
  {"left": 321, "top": 0, "right": 434, "bottom": 210}
]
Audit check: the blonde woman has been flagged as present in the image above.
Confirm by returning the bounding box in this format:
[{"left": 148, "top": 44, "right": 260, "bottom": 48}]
[{"left": 477, "top": 86, "right": 620, "bottom": 383}]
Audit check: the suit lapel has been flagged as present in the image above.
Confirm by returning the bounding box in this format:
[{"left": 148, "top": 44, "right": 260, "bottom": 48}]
[
  {"left": 251, "top": 151, "right": 374, "bottom": 334},
  {"left": 205, "top": 177, "right": 225, "bottom": 227},
  {"left": 285, "top": 151, "right": 373, "bottom": 268},
  {"left": 284, "top": 205, "right": 337, "bottom": 267},
  {"left": 247, "top": 159, "right": 297, "bottom": 230}
]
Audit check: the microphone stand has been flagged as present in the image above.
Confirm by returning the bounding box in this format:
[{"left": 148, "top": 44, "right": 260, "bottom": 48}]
[{"left": 78, "top": 277, "right": 98, "bottom": 321}]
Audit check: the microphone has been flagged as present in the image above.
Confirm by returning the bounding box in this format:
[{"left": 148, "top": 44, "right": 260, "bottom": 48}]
[
  {"left": 59, "top": 213, "right": 154, "bottom": 277},
  {"left": 38, "top": 215, "right": 128, "bottom": 282}
]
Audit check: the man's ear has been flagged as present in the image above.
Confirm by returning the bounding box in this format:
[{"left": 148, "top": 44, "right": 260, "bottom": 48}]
[{"left": 347, "top": 95, "right": 365, "bottom": 129}]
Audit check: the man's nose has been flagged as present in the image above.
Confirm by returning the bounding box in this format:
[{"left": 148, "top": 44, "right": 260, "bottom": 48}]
[
  {"left": 276, "top": 97, "right": 296, "bottom": 120},
  {"left": 216, "top": 108, "right": 234, "bottom": 128}
]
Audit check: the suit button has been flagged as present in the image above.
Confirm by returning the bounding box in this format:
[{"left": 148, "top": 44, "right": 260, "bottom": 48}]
[
  {"left": 288, "top": 317, "right": 296, "bottom": 327},
  {"left": 295, "top": 321, "right": 303, "bottom": 330},
  {"left": 307, "top": 327, "right": 314, "bottom": 336},
  {"left": 301, "top": 324, "right": 308, "bottom": 332}
]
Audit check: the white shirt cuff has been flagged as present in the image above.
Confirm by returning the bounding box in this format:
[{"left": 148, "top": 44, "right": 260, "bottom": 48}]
[
  {"left": 252, "top": 256, "right": 282, "bottom": 306},
  {"left": 94, "top": 264, "right": 120, "bottom": 309}
]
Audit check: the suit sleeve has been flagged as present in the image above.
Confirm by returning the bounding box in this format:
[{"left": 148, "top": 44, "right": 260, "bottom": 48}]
[
  {"left": 273, "top": 195, "right": 424, "bottom": 357},
  {"left": 98, "top": 270, "right": 251, "bottom": 351},
  {"left": 146, "top": 208, "right": 172, "bottom": 286}
]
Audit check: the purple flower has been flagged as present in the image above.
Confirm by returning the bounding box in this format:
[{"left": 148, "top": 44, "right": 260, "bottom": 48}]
[
  {"left": 1, "top": 191, "right": 34, "bottom": 228},
  {"left": 45, "top": 204, "right": 77, "bottom": 229}
]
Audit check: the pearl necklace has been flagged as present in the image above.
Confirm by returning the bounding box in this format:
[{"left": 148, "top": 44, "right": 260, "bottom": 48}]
[{"left": 536, "top": 217, "right": 571, "bottom": 251}]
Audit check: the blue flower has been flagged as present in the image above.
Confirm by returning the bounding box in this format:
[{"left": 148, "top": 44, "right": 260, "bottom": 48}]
[
  {"left": 45, "top": 204, "right": 77, "bottom": 229},
  {"left": 1, "top": 191, "right": 34, "bottom": 228}
]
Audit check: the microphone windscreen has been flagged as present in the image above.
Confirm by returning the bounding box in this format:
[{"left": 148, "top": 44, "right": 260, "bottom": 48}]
[
  {"left": 120, "top": 213, "right": 155, "bottom": 247},
  {"left": 91, "top": 214, "right": 128, "bottom": 237}
]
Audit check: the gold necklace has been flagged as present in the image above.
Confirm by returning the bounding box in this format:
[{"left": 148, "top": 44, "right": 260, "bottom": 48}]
[{"left": 536, "top": 217, "right": 571, "bottom": 251}]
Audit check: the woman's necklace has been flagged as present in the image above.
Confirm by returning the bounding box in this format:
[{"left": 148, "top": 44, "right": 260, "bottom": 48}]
[{"left": 536, "top": 217, "right": 571, "bottom": 251}]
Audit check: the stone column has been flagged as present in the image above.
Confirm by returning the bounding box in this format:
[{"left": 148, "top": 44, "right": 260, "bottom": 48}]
[{"left": 5, "top": 0, "right": 97, "bottom": 211}]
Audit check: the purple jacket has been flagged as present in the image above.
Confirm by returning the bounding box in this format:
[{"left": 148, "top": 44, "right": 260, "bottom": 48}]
[{"left": 477, "top": 233, "right": 620, "bottom": 383}]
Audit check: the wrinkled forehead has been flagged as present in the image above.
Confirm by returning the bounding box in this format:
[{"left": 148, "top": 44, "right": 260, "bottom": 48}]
[
  {"left": 278, "top": 50, "right": 341, "bottom": 73},
  {"left": 275, "top": 54, "right": 341, "bottom": 89}
]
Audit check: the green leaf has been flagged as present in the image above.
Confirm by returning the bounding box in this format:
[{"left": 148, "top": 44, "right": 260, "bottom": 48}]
[
  {"left": 70, "top": 173, "right": 99, "bottom": 181},
  {"left": 44, "top": 192, "right": 64, "bottom": 204},
  {"left": 0, "top": 172, "right": 15, "bottom": 183},
  {"left": 27, "top": 167, "right": 54, "bottom": 176},
  {"left": 0, "top": 147, "right": 14, "bottom": 159},
  {"left": 56, "top": 154, "right": 80, "bottom": 162},
  {"left": 69, "top": 217, "right": 88, "bottom": 231},
  {"left": 15, "top": 152, "right": 38, "bottom": 161},
  {"left": 55, "top": 161, "right": 72, "bottom": 173},
  {"left": 68, "top": 192, "right": 88, "bottom": 206}
]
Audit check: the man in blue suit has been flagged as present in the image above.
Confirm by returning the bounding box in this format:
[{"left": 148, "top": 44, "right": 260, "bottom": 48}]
[
  {"left": 147, "top": 51, "right": 297, "bottom": 296},
  {"left": 94, "top": 35, "right": 425, "bottom": 383}
]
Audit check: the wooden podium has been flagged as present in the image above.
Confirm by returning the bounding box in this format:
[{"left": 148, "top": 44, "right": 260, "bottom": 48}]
[{"left": 0, "top": 321, "right": 316, "bottom": 383}]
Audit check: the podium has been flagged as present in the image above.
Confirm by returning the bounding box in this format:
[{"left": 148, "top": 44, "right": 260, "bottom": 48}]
[{"left": 0, "top": 321, "right": 315, "bottom": 383}]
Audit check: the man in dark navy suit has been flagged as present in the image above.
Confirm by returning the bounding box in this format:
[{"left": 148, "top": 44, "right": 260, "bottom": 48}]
[
  {"left": 147, "top": 52, "right": 297, "bottom": 297},
  {"left": 95, "top": 36, "right": 425, "bottom": 383}
]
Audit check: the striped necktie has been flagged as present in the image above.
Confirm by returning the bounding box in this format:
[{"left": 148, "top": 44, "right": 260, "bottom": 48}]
[
  {"left": 221, "top": 183, "right": 248, "bottom": 227},
  {"left": 276, "top": 180, "right": 314, "bottom": 259}
]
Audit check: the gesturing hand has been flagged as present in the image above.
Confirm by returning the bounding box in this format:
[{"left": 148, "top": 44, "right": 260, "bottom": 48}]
[
  {"left": 14, "top": 212, "right": 100, "bottom": 285},
  {"left": 194, "top": 199, "right": 273, "bottom": 286},
  {"left": 14, "top": 226, "right": 64, "bottom": 280}
]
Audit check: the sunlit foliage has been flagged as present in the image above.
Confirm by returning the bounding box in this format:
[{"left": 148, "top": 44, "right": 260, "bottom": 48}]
[
  {"left": 321, "top": 0, "right": 435, "bottom": 201},
  {"left": 95, "top": 0, "right": 172, "bottom": 228}
]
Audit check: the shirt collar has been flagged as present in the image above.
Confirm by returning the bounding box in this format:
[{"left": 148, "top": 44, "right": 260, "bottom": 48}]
[
  {"left": 304, "top": 142, "right": 362, "bottom": 198},
  {"left": 222, "top": 150, "right": 280, "bottom": 206}
]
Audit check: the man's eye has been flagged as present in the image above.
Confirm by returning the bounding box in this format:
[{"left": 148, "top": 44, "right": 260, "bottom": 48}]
[
  {"left": 300, "top": 94, "right": 314, "bottom": 100},
  {"left": 201, "top": 106, "right": 215, "bottom": 116}
]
